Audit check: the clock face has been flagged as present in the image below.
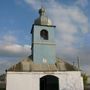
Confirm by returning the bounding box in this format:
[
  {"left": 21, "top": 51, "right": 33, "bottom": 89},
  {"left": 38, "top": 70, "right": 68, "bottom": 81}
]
[{"left": 40, "top": 29, "right": 48, "bottom": 40}]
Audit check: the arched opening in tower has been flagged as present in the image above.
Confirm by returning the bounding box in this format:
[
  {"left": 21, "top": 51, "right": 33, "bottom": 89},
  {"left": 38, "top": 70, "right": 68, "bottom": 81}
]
[{"left": 40, "top": 30, "right": 48, "bottom": 40}]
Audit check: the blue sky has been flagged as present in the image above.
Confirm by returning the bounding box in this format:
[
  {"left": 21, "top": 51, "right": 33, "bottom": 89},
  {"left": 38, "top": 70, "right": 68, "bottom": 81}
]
[{"left": 0, "top": 0, "right": 90, "bottom": 75}]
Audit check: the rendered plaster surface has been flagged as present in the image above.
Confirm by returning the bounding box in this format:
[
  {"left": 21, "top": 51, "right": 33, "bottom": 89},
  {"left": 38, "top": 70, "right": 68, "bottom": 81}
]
[{"left": 6, "top": 71, "right": 84, "bottom": 90}]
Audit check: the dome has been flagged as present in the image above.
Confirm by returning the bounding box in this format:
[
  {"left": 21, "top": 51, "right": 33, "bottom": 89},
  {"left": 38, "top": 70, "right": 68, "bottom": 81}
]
[{"left": 34, "top": 7, "right": 52, "bottom": 26}]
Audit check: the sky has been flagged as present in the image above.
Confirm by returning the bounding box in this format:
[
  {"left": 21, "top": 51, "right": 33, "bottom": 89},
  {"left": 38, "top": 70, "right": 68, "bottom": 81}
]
[{"left": 0, "top": 0, "right": 90, "bottom": 75}]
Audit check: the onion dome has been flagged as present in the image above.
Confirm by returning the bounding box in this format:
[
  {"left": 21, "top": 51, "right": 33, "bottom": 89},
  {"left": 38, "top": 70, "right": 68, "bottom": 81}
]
[{"left": 34, "top": 7, "right": 52, "bottom": 26}]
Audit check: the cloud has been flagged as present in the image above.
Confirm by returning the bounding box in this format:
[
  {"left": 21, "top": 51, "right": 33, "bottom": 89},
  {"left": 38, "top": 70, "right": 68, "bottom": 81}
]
[
  {"left": 78, "top": 47, "right": 90, "bottom": 65},
  {"left": 0, "top": 44, "right": 31, "bottom": 57},
  {"left": 76, "top": 0, "right": 89, "bottom": 7},
  {"left": 24, "top": 0, "right": 41, "bottom": 9},
  {"left": 0, "top": 34, "right": 17, "bottom": 44},
  {"left": 0, "top": 60, "right": 9, "bottom": 74},
  {"left": 0, "top": 58, "right": 22, "bottom": 74},
  {"left": 3, "top": 35, "right": 17, "bottom": 44},
  {"left": 0, "top": 34, "right": 31, "bottom": 57}
]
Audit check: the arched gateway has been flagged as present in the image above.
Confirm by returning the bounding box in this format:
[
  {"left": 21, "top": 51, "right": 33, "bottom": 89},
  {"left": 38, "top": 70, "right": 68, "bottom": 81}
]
[{"left": 40, "top": 75, "right": 59, "bottom": 90}]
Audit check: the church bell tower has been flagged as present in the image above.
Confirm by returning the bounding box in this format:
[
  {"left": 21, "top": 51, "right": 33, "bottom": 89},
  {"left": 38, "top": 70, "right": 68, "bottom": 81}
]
[{"left": 31, "top": 7, "right": 56, "bottom": 64}]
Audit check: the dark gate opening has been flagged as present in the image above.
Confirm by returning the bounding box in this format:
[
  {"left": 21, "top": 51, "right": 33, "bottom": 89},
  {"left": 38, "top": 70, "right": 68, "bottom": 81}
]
[{"left": 40, "top": 75, "right": 59, "bottom": 90}]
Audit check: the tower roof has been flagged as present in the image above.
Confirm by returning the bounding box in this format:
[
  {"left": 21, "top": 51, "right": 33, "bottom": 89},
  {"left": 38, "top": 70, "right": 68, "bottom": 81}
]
[{"left": 34, "top": 7, "right": 52, "bottom": 26}]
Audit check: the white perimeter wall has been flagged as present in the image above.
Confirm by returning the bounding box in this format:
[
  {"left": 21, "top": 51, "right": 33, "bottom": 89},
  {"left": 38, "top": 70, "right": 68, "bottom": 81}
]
[{"left": 6, "top": 71, "right": 84, "bottom": 90}]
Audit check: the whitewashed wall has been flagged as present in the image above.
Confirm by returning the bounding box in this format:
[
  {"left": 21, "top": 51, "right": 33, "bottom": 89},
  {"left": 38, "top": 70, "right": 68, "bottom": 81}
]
[{"left": 6, "top": 71, "right": 84, "bottom": 90}]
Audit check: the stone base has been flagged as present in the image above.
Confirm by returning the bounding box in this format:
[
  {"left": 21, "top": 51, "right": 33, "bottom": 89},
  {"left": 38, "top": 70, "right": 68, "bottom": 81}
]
[{"left": 6, "top": 71, "right": 84, "bottom": 90}]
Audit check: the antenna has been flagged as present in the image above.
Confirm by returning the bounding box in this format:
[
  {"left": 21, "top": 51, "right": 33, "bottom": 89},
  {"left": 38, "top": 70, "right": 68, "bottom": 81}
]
[
  {"left": 77, "top": 56, "right": 80, "bottom": 71},
  {"left": 73, "top": 61, "right": 75, "bottom": 67}
]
